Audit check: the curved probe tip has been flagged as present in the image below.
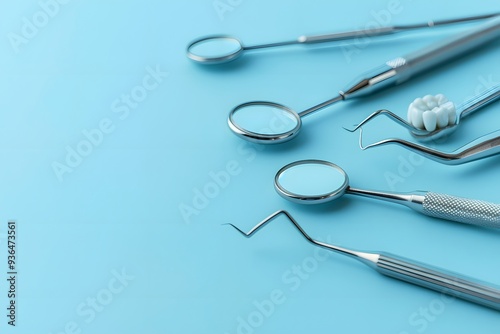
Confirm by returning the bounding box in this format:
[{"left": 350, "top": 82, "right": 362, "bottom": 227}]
[
  {"left": 343, "top": 109, "right": 395, "bottom": 134},
  {"left": 225, "top": 210, "right": 316, "bottom": 245},
  {"left": 342, "top": 125, "right": 359, "bottom": 133},
  {"left": 357, "top": 127, "right": 388, "bottom": 151},
  {"left": 223, "top": 223, "right": 249, "bottom": 237},
  {"left": 358, "top": 128, "right": 368, "bottom": 150}
]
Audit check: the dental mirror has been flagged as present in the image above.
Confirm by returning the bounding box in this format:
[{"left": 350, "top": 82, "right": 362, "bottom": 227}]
[
  {"left": 187, "top": 13, "right": 500, "bottom": 65},
  {"left": 187, "top": 36, "right": 244, "bottom": 64},
  {"left": 274, "top": 159, "right": 500, "bottom": 229},
  {"left": 275, "top": 160, "right": 348, "bottom": 203},
  {"left": 228, "top": 97, "right": 341, "bottom": 144},
  {"left": 228, "top": 101, "right": 302, "bottom": 143}
]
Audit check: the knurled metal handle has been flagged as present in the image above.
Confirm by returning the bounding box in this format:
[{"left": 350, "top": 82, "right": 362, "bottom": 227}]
[{"left": 423, "top": 192, "right": 500, "bottom": 228}]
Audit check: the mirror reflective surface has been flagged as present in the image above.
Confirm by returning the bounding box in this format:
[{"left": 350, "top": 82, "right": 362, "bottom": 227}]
[
  {"left": 275, "top": 160, "right": 348, "bottom": 203},
  {"left": 228, "top": 102, "right": 301, "bottom": 143},
  {"left": 187, "top": 37, "right": 242, "bottom": 63},
  {"left": 231, "top": 104, "right": 298, "bottom": 135}
]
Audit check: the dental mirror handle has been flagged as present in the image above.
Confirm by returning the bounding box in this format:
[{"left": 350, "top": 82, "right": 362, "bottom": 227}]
[
  {"left": 420, "top": 192, "right": 500, "bottom": 228},
  {"left": 340, "top": 16, "right": 500, "bottom": 99},
  {"left": 348, "top": 188, "right": 500, "bottom": 228},
  {"left": 373, "top": 252, "right": 500, "bottom": 311},
  {"left": 298, "top": 27, "right": 396, "bottom": 44},
  {"left": 298, "top": 13, "right": 500, "bottom": 44}
]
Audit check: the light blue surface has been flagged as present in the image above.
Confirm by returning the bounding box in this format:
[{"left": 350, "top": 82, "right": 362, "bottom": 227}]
[{"left": 1, "top": 1, "right": 500, "bottom": 333}]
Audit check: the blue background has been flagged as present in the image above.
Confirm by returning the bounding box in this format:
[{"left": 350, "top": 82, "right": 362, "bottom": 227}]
[{"left": 1, "top": 0, "right": 500, "bottom": 333}]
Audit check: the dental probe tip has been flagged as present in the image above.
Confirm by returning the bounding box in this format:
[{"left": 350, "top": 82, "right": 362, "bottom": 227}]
[
  {"left": 223, "top": 223, "right": 249, "bottom": 237},
  {"left": 342, "top": 125, "right": 360, "bottom": 132}
]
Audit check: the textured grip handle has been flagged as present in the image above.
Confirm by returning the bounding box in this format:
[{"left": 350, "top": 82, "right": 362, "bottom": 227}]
[
  {"left": 423, "top": 192, "right": 500, "bottom": 228},
  {"left": 377, "top": 253, "right": 500, "bottom": 311}
]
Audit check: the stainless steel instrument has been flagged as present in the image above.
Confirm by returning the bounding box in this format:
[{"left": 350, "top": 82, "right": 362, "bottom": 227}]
[
  {"left": 187, "top": 13, "right": 499, "bottom": 64},
  {"left": 227, "top": 16, "right": 500, "bottom": 144},
  {"left": 348, "top": 84, "right": 500, "bottom": 142},
  {"left": 227, "top": 210, "right": 500, "bottom": 311},
  {"left": 275, "top": 160, "right": 500, "bottom": 228},
  {"left": 358, "top": 128, "right": 500, "bottom": 165}
]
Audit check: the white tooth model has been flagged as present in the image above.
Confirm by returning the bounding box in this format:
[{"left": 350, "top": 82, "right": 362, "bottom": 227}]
[{"left": 407, "top": 94, "right": 457, "bottom": 132}]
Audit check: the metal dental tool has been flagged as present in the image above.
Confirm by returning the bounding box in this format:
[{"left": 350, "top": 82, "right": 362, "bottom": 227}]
[
  {"left": 187, "top": 13, "right": 499, "bottom": 64},
  {"left": 227, "top": 210, "right": 500, "bottom": 311},
  {"left": 347, "top": 84, "right": 500, "bottom": 142},
  {"left": 357, "top": 128, "right": 500, "bottom": 165},
  {"left": 275, "top": 160, "right": 500, "bottom": 228},
  {"left": 227, "top": 16, "right": 500, "bottom": 144}
]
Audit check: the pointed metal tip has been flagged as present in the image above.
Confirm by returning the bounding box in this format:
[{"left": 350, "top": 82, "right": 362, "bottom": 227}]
[
  {"left": 224, "top": 210, "right": 314, "bottom": 241},
  {"left": 223, "top": 223, "right": 249, "bottom": 236},
  {"left": 342, "top": 125, "right": 359, "bottom": 133}
]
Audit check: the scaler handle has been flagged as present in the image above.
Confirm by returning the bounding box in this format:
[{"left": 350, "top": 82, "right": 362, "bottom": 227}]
[{"left": 376, "top": 253, "right": 500, "bottom": 311}]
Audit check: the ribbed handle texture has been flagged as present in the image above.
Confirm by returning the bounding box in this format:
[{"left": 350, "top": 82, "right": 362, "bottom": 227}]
[{"left": 377, "top": 253, "right": 500, "bottom": 311}]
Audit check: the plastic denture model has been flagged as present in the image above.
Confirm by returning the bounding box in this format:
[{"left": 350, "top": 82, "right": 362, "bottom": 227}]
[
  {"left": 344, "top": 85, "right": 500, "bottom": 142},
  {"left": 228, "top": 18, "right": 500, "bottom": 144},
  {"left": 407, "top": 94, "right": 456, "bottom": 132},
  {"left": 347, "top": 84, "right": 500, "bottom": 142}
]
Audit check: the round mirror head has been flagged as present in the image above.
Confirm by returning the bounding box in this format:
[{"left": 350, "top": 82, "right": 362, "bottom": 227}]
[
  {"left": 228, "top": 102, "right": 301, "bottom": 144},
  {"left": 187, "top": 36, "right": 243, "bottom": 64},
  {"left": 275, "top": 160, "right": 349, "bottom": 204}
]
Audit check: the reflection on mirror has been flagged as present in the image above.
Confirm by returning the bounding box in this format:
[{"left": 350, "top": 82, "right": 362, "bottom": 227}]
[
  {"left": 188, "top": 37, "right": 242, "bottom": 60},
  {"left": 277, "top": 161, "right": 348, "bottom": 198},
  {"left": 231, "top": 104, "right": 299, "bottom": 135}
]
